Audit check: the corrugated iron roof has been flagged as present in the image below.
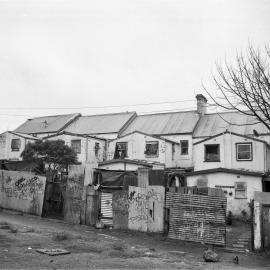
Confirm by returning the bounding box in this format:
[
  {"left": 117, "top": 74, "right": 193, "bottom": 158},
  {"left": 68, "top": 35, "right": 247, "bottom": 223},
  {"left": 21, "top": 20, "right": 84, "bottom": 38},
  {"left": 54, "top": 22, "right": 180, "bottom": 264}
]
[
  {"left": 64, "top": 112, "right": 136, "bottom": 135},
  {"left": 9, "top": 131, "right": 39, "bottom": 140},
  {"left": 14, "top": 113, "right": 80, "bottom": 134},
  {"left": 120, "top": 111, "right": 200, "bottom": 136},
  {"left": 193, "top": 112, "right": 269, "bottom": 138}
]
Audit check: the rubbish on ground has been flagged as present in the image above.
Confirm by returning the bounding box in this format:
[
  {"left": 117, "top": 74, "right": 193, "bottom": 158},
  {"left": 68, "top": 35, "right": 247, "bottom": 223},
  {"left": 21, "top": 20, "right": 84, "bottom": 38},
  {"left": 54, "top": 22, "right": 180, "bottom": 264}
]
[
  {"left": 203, "top": 249, "right": 220, "bottom": 262},
  {"left": 97, "top": 234, "right": 118, "bottom": 241},
  {"left": 233, "top": 255, "right": 239, "bottom": 264},
  {"left": 28, "top": 247, "right": 32, "bottom": 250},
  {"left": 36, "top": 248, "right": 70, "bottom": 256}
]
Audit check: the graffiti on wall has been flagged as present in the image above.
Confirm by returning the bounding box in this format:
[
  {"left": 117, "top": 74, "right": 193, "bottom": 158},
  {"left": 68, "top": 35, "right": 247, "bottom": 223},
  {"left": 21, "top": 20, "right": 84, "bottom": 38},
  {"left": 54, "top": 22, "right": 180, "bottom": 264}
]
[
  {"left": 128, "top": 187, "right": 164, "bottom": 224},
  {"left": 1, "top": 173, "right": 44, "bottom": 200}
]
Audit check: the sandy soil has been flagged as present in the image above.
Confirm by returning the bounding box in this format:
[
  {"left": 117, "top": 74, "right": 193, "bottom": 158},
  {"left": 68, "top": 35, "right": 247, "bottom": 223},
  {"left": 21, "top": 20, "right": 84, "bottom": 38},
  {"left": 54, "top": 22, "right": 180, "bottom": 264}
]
[{"left": 0, "top": 210, "right": 270, "bottom": 269}]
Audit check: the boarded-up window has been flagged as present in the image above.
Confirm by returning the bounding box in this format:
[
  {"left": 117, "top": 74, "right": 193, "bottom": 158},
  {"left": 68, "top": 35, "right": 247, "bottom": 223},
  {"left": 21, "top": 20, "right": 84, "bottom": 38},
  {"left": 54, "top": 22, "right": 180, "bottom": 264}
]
[
  {"left": 180, "top": 140, "right": 189, "bottom": 155},
  {"left": 11, "top": 139, "right": 21, "bottom": 151},
  {"left": 205, "top": 144, "right": 220, "bottom": 162},
  {"left": 145, "top": 141, "right": 159, "bottom": 157},
  {"left": 71, "top": 140, "right": 81, "bottom": 154},
  {"left": 236, "top": 143, "right": 252, "bottom": 161},
  {"left": 235, "top": 182, "right": 247, "bottom": 199},
  {"left": 95, "top": 142, "right": 100, "bottom": 157},
  {"left": 114, "top": 142, "right": 128, "bottom": 159}
]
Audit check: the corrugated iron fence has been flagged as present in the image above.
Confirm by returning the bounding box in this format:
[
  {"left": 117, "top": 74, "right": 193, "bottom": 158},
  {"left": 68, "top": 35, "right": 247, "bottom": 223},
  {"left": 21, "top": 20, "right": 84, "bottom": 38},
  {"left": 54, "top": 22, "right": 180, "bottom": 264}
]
[{"left": 166, "top": 187, "right": 227, "bottom": 246}]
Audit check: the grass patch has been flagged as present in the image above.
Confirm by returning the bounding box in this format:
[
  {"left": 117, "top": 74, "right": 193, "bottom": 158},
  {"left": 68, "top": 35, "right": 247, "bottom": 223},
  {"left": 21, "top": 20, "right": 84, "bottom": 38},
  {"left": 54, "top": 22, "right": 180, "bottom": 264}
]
[
  {"left": 52, "top": 231, "right": 70, "bottom": 241},
  {"left": 0, "top": 223, "right": 12, "bottom": 230},
  {"left": 111, "top": 242, "right": 126, "bottom": 251}
]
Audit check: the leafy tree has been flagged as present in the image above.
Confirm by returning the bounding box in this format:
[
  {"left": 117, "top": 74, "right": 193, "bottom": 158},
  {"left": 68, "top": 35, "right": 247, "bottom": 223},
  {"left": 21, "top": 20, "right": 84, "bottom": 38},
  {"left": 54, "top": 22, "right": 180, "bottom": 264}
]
[
  {"left": 21, "top": 139, "right": 78, "bottom": 172},
  {"left": 205, "top": 45, "right": 270, "bottom": 131}
]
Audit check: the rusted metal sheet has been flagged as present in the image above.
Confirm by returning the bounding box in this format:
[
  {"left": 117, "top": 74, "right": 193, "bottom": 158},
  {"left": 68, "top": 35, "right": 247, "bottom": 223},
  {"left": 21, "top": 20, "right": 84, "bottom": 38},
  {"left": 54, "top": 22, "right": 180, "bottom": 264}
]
[
  {"left": 166, "top": 191, "right": 227, "bottom": 246},
  {"left": 120, "top": 111, "right": 199, "bottom": 136},
  {"left": 101, "top": 192, "right": 113, "bottom": 226}
]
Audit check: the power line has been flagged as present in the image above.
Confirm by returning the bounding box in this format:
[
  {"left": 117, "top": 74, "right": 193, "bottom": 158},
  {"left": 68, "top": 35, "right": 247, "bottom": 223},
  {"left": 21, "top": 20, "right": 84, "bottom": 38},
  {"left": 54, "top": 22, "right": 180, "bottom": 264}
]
[{"left": 0, "top": 99, "right": 195, "bottom": 111}]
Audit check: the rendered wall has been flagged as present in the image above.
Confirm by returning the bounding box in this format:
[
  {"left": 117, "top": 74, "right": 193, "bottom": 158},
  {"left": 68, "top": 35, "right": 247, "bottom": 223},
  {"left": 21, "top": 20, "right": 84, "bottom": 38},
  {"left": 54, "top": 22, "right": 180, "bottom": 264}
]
[
  {"left": 112, "top": 186, "right": 165, "bottom": 232},
  {"left": 0, "top": 170, "right": 46, "bottom": 215},
  {"left": 193, "top": 133, "right": 266, "bottom": 172},
  {"left": 107, "top": 133, "right": 168, "bottom": 165},
  {"left": 187, "top": 172, "right": 262, "bottom": 217}
]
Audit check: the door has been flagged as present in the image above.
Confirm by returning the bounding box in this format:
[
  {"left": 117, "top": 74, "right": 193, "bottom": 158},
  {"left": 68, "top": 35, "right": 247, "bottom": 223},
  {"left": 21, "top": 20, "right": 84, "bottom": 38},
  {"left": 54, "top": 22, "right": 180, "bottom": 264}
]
[
  {"left": 100, "top": 192, "right": 113, "bottom": 226},
  {"left": 42, "top": 173, "right": 66, "bottom": 218},
  {"left": 262, "top": 205, "right": 270, "bottom": 249}
]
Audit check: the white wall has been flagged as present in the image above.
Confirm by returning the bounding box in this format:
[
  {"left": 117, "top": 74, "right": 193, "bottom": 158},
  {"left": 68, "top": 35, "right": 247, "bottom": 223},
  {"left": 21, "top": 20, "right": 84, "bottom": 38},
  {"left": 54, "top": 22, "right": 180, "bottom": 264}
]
[
  {"left": 0, "top": 132, "right": 36, "bottom": 161},
  {"left": 193, "top": 133, "right": 266, "bottom": 173},
  {"left": 186, "top": 172, "right": 262, "bottom": 217},
  {"left": 46, "top": 134, "right": 105, "bottom": 165},
  {"left": 162, "top": 134, "right": 193, "bottom": 167},
  {"left": 107, "top": 132, "right": 179, "bottom": 167}
]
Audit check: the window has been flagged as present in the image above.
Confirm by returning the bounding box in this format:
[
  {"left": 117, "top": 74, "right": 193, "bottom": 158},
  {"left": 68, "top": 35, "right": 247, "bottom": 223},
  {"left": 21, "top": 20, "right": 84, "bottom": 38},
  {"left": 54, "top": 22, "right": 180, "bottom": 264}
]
[
  {"left": 11, "top": 139, "right": 21, "bottom": 151},
  {"left": 180, "top": 140, "right": 189, "bottom": 155},
  {"left": 205, "top": 144, "right": 220, "bottom": 162},
  {"left": 236, "top": 143, "right": 252, "bottom": 161},
  {"left": 71, "top": 140, "right": 81, "bottom": 154},
  {"left": 114, "top": 142, "right": 128, "bottom": 159},
  {"left": 95, "top": 142, "right": 100, "bottom": 157},
  {"left": 235, "top": 182, "right": 247, "bottom": 199},
  {"left": 145, "top": 141, "right": 159, "bottom": 157}
]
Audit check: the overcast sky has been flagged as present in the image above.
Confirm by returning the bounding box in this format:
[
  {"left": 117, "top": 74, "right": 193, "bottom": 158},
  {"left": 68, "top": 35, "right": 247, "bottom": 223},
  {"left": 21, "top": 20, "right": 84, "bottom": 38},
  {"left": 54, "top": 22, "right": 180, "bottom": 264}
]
[{"left": 0, "top": 0, "right": 269, "bottom": 132}]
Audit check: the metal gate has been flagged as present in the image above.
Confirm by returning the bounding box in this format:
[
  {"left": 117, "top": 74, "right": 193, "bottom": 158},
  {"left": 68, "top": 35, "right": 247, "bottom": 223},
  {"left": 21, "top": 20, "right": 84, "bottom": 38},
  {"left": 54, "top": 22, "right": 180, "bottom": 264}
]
[
  {"left": 262, "top": 205, "right": 270, "bottom": 249},
  {"left": 100, "top": 192, "right": 113, "bottom": 226}
]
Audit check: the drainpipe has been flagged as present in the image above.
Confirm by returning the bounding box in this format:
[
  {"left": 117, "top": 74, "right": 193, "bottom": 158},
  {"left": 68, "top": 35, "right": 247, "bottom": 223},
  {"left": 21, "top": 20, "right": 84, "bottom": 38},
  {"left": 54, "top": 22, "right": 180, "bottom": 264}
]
[{"left": 86, "top": 137, "right": 89, "bottom": 162}]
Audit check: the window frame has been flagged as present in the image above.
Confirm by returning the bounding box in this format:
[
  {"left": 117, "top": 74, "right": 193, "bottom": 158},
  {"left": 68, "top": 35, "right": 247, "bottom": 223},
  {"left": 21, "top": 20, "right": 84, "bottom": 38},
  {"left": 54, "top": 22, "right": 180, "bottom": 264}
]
[
  {"left": 236, "top": 142, "right": 253, "bottom": 161},
  {"left": 180, "top": 140, "right": 189, "bottom": 155},
  {"left": 235, "top": 181, "right": 247, "bottom": 199},
  {"left": 114, "top": 141, "right": 128, "bottom": 159},
  {"left": 11, "top": 138, "right": 21, "bottom": 152},
  {"left": 95, "top": 142, "right": 100, "bottom": 157},
  {"left": 144, "top": 141, "right": 159, "bottom": 157},
  {"left": 204, "top": 144, "right": 220, "bottom": 162},
  {"left": 71, "top": 139, "right": 81, "bottom": 154}
]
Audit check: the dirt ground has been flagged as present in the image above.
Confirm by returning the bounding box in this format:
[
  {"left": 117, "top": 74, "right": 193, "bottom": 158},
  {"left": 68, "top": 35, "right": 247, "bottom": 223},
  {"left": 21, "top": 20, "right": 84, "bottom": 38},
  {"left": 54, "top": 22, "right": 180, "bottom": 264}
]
[{"left": 0, "top": 210, "right": 270, "bottom": 269}]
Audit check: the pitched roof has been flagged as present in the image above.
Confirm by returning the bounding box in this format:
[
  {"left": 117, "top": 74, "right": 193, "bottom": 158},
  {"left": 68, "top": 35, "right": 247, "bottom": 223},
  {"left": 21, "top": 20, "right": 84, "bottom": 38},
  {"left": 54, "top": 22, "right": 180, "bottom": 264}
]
[
  {"left": 43, "top": 131, "right": 106, "bottom": 141},
  {"left": 64, "top": 112, "right": 136, "bottom": 135},
  {"left": 193, "top": 112, "right": 269, "bottom": 138},
  {"left": 9, "top": 131, "right": 39, "bottom": 140},
  {"left": 98, "top": 158, "right": 165, "bottom": 168},
  {"left": 120, "top": 111, "right": 200, "bottom": 136},
  {"left": 193, "top": 131, "right": 269, "bottom": 146},
  {"left": 185, "top": 167, "right": 263, "bottom": 177},
  {"left": 116, "top": 130, "right": 180, "bottom": 145},
  {"left": 14, "top": 113, "right": 81, "bottom": 134}
]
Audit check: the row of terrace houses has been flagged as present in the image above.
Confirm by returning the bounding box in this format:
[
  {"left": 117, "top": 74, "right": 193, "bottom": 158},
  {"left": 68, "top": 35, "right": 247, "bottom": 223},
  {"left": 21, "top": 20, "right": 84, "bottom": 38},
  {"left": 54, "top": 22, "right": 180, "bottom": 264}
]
[{"left": 1, "top": 94, "right": 270, "bottom": 217}]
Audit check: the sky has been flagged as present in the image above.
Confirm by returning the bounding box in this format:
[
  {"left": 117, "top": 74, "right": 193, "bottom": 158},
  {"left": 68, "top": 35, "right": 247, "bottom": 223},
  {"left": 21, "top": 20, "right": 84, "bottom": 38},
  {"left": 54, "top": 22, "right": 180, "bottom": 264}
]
[{"left": 0, "top": 0, "right": 270, "bottom": 132}]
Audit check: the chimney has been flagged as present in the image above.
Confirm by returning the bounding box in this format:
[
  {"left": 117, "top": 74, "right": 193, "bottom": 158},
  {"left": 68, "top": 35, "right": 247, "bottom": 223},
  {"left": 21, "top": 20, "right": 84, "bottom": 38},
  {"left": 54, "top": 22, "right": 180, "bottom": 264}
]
[{"left": 196, "top": 94, "right": 207, "bottom": 116}]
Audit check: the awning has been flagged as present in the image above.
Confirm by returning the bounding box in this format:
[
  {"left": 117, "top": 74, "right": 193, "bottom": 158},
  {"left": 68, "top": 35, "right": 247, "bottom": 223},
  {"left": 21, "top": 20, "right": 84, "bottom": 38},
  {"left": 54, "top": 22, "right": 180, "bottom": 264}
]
[{"left": 94, "top": 170, "right": 137, "bottom": 189}]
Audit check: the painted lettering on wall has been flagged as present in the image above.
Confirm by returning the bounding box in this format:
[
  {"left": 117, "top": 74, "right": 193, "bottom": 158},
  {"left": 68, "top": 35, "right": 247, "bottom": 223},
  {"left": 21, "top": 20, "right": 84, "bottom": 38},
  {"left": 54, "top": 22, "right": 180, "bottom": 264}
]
[
  {"left": 1, "top": 174, "right": 44, "bottom": 200},
  {"left": 128, "top": 188, "right": 163, "bottom": 224}
]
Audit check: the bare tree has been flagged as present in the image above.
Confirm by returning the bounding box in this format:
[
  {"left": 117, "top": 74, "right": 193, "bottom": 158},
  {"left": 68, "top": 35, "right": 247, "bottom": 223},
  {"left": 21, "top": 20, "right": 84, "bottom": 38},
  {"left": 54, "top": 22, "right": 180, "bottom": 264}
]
[{"left": 205, "top": 45, "right": 270, "bottom": 131}]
